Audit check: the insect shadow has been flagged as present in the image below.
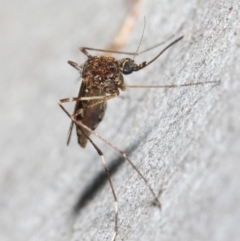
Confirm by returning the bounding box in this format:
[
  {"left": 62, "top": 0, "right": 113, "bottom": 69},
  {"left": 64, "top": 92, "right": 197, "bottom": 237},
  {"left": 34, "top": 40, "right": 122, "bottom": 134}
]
[{"left": 72, "top": 142, "right": 136, "bottom": 214}]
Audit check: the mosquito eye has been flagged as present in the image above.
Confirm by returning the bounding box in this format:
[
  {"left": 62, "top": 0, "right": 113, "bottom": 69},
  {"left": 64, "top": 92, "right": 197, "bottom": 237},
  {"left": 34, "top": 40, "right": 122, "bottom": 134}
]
[{"left": 122, "top": 61, "right": 133, "bottom": 75}]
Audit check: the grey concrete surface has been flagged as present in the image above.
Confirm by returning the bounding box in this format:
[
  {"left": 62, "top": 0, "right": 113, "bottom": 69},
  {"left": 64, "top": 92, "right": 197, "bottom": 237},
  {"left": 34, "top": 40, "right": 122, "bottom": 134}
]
[{"left": 0, "top": 0, "right": 240, "bottom": 241}]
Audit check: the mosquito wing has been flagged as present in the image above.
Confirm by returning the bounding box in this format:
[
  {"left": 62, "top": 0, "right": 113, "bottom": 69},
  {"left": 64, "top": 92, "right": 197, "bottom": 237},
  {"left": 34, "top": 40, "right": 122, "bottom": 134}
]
[{"left": 67, "top": 78, "right": 107, "bottom": 148}]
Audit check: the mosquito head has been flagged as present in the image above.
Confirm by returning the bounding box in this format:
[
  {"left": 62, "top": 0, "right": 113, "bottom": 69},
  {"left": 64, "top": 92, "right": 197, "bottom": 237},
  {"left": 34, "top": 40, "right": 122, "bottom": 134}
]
[{"left": 119, "top": 58, "right": 138, "bottom": 75}]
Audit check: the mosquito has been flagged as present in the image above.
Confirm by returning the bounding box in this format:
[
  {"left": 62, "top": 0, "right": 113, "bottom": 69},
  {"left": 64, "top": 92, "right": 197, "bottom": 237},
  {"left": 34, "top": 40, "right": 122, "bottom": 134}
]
[{"left": 58, "top": 35, "right": 219, "bottom": 241}]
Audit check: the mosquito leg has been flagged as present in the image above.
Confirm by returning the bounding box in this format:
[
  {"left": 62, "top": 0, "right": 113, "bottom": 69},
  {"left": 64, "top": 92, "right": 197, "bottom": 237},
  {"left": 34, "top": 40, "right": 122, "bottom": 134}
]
[
  {"left": 85, "top": 134, "right": 118, "bottom": 241},
  {"left": 59, "top": 96, "right": 98, "bottom": 145},
  {"left": 73, "top": 94, "right": 119, "bottom": 118},
  {"left": 58, "top": 93, "right": 118, "bottom": 118},
  {"left": 66, "top": 121, "right": 74, "bottom": 145},
  {"left": 59, "top": 94, "right": 118, "bottom": 146},
  {"left": 123, "top": 80, "right": 221, "bottom": 89},
  {"left": 58, "top": 94, "right": 117, "bottom": 119},
  {"left": 78, "top": 31, "right": 184, "bottom": 58},
  {"left": 58, "top": 100, "right": 118, "bottom": 241},
  {"left": 80, "top": 46, "right": 137, "bottom": 56},
  {"left": 59, "top": 94, "right": 117, "bottom": 105},
  {"left": 72, "top": 117, "right": 161, "bottom": 209}
]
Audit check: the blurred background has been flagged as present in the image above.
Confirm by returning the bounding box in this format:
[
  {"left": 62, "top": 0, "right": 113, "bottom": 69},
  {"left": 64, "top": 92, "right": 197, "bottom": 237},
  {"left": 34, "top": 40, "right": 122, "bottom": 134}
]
[{"left": 1, "top": 0, "right": 240, "bottom": 241}]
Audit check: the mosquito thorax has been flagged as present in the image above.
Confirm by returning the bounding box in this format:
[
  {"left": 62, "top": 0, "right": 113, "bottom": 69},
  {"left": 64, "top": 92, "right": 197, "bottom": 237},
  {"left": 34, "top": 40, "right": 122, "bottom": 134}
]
[
  {"left": 82, "top": 56, "right": 118, "bottom": 81},
  {"left": 79, "top": 55, "right": 126, "bottom": 93}
]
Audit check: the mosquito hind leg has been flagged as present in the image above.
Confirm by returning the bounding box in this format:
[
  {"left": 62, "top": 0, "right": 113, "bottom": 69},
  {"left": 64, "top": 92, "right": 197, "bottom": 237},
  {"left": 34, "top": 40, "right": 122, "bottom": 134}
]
[
  {"left": 72, "top": 117, "right": 161, "bottom": 210},
  {"left": 84, "top": 133, "right": 118, "bottom": 241},
  {"left": 66, "top": 121, "right": 74, "bottom": 145},
  {"left": 58, "top": 98, "right": 119, "bottom": 241}
]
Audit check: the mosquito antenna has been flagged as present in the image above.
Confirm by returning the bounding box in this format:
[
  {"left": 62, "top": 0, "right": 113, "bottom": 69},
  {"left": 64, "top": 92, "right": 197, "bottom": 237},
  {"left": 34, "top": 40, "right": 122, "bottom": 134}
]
[{"left": 133, "top": 17, "right": 146, "bottom": 60}]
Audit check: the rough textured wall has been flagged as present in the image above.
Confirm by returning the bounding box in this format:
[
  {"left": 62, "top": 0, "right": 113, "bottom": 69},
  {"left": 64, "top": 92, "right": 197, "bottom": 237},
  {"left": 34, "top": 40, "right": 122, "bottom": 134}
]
[{"left": 1, "top": 0, "right": 240, "bottom": 241}]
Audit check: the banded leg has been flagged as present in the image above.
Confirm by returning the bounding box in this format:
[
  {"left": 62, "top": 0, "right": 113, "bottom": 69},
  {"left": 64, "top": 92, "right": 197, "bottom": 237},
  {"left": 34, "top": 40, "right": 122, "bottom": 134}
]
[
  {"left": 58, "top": 96, "right": 119, "bottom": 241},
  {"left": 84, "top": 134, "right": 118, "bottom": 241},
  {"left": 73, "top": 119, "right": 162, "bottom": 209},
  {"left": 59, "top": 97, "right": 161, "bottom": 208}
]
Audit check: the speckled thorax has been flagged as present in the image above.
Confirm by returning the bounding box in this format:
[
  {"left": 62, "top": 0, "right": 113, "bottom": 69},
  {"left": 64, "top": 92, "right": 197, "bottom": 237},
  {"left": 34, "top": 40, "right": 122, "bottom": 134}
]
[{"left": 82, "top": 56, "right": 125, "bottom": 94}]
